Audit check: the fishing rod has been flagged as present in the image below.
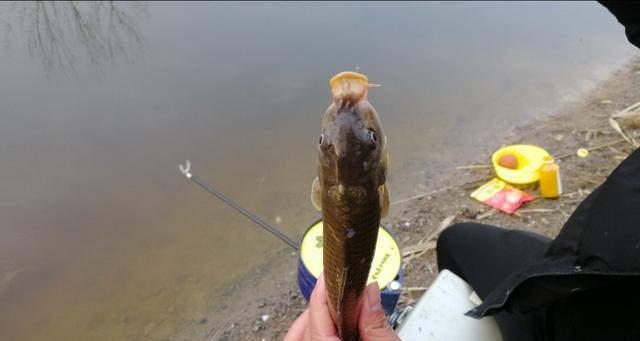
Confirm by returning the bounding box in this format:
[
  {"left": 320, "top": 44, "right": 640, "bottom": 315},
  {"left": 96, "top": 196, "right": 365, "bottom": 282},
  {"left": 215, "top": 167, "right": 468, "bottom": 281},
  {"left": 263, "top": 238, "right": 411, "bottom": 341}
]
[{"left": 179, "top": 160, "right": 299, "bottom": 251}]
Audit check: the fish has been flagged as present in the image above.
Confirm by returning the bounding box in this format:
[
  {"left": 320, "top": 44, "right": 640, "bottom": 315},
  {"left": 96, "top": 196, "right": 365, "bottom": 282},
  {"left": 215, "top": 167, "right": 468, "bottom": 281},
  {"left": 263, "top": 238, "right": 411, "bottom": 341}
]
[{"left": 311, "top": 71, "right": 389, "bottom": 341}]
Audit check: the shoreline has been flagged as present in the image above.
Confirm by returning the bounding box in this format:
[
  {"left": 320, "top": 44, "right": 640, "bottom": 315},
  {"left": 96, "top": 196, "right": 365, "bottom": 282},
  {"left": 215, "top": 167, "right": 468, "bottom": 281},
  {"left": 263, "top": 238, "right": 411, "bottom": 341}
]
[{"left": 201, "top": 56, "right": 640, "bottom": 341}]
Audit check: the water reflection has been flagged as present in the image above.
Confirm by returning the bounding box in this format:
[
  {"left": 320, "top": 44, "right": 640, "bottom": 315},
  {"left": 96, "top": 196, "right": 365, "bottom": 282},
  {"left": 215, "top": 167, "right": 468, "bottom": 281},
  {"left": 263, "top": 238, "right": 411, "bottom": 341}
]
[{"left": 3, "top": 1, "right": 144, "bottom": 71}]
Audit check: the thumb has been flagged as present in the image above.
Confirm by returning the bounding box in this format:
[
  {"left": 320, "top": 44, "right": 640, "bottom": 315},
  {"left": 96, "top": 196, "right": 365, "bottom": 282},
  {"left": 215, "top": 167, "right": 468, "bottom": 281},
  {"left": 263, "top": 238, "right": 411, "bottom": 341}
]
[{"left": 358, "top": 282, "right": 400, "bottom": 341}]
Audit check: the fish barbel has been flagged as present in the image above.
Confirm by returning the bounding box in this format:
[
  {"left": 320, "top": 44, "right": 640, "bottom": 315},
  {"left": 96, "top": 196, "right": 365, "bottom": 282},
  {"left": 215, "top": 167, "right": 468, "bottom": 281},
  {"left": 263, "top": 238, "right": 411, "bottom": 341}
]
[{"left": 311, "top": 71, "right": 389, "bottom": 340}]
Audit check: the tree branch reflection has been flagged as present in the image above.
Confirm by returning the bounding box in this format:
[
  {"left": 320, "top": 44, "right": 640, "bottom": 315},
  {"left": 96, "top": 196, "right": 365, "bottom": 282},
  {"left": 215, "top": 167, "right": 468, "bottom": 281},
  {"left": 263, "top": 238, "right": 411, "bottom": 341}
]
[{"left": 3, "top": 1, "right": 145, "bottom": 72}]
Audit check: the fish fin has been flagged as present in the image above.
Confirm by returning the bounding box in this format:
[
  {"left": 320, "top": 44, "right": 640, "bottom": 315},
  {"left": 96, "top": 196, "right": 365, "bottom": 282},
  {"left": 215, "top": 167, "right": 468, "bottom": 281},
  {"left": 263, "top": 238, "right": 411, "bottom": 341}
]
[
  {"left": 379, "top": 184, "right": 390, "bottom": 217},
  {"left": 378, "top": 152, "right": 389, "bottom": 184},
  {"left": 336, "top": 266, "right": 348, "bottom": 337},
  {"left": 311, "top": 177, "right": 322, "bottom": 211}
]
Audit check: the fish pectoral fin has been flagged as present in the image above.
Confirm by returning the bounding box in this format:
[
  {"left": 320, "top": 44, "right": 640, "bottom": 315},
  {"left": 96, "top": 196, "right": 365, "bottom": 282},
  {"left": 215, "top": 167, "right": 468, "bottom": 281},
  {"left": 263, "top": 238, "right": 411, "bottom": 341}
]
[
  {"left": 379, "top": 184, "right": 390, "bottom": 217},
  {"left": 311, "top": 177, "right": 322, "bottom": 211}
]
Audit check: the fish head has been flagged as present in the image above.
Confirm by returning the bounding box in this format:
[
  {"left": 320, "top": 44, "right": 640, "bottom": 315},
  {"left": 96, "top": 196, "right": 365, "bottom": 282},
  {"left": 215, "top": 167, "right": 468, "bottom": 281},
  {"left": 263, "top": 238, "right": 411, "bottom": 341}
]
[{"left": 318, "top": 101, "right": 386, "bottom": 187}]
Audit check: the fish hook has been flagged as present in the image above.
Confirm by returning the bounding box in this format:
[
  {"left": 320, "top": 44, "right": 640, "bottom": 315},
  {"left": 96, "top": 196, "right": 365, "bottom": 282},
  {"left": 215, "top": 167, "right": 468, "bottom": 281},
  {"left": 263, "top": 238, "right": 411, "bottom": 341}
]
[{"left": 179, "top": 160, "right": 192, "bottom": 178}]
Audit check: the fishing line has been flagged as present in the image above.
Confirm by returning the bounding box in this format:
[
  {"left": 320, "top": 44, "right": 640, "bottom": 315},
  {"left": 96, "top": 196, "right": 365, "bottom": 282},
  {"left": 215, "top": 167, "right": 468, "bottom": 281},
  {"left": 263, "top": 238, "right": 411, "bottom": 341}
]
[{"left": 179, "top": 160, "right": 299, "bottom": 251}]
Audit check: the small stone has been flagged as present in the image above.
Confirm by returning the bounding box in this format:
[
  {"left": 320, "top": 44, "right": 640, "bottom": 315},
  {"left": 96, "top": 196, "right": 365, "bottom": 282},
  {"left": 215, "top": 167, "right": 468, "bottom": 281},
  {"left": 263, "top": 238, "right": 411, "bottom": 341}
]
[
  {"left": 460, "top": 207, "right": 478, "bottom": 219},
  {"left": 600, "top": 99, "right": 612, "bottom": 105},
  {"left": 199, "top": 317, "right": 208, "bottom": 324},
  {"left": 554, "top": 134, "right": 564, "bottom": 141},
  {"left": 274, "top": 216, "right": 283, "bottom": 224},
  {"left": 261, "top": 315, "right": 269, "bottom": 322},
  {"left": 143, "top": 323, "right": 155, "bottom": 337},
  {"left": 258, "top": 301, "right": 266, "bottom": 308}
]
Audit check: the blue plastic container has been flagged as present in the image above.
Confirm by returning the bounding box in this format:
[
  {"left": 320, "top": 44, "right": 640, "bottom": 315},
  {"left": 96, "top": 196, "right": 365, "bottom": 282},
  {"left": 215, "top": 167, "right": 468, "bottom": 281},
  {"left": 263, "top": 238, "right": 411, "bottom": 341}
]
[{"left": 297, "top": 219, "right": 403, "bottom": 316}]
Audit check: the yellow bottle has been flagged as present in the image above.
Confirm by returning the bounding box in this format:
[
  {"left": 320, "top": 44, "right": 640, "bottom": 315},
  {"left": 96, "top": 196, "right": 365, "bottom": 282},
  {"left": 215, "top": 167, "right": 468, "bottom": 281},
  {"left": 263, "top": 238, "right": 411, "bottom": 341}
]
[{"left": 539, "top": 155, "right": 562, "bottom": 198}]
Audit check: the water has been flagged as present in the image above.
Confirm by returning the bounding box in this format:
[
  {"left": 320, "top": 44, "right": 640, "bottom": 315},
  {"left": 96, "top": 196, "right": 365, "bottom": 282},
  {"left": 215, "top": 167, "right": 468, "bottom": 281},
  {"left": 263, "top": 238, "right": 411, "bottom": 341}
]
[{"left": 0, "top": 2, "right": 635, "bottom": 340}]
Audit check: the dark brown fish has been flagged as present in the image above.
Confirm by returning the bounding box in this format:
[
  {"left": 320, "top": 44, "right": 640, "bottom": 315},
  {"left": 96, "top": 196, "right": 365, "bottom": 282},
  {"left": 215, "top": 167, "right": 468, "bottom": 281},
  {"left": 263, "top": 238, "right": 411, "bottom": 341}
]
[{"left": 311, "top": 71, "right": 389, "bottom": 341}]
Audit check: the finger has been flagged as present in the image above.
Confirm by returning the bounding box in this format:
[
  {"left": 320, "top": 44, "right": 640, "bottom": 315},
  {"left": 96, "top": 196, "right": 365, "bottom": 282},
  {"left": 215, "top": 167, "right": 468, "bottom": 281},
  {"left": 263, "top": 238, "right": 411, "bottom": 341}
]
[
  {"left": 308, "top": 273, "right": 340, "bottom": 340},
  {"left": 358, "top": 282, "right": 401, "bottom": 341},
  {"left": 283, "top": 310, "right": 309, "bottom": 341}
]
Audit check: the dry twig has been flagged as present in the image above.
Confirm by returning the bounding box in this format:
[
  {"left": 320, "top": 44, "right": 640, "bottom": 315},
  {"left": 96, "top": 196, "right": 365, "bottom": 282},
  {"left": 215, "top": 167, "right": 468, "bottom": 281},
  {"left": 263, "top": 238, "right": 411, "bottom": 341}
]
[
  {"left": 557, "top": 138, "right": 627, "bottom": 159},
  {"left": 476, "top": 209, "right": 497, "bottom": 220},
  {"left": 402, "top": 215, "right": 456, "bottom": 261},
  {"left": 392, "top": 176, "right": 493, "bottom": 206},
  {"left": 517, "top": 208, "right": 557, "bottom": 214},
  {"left": 456, "top": 164, "right": 493, "bottom": 170},
  {"left": 612, "top": 101, "right": 640, "bottom": 119},
  {"left": 609, "top": 117, "right": 639, "bottom": 147}
]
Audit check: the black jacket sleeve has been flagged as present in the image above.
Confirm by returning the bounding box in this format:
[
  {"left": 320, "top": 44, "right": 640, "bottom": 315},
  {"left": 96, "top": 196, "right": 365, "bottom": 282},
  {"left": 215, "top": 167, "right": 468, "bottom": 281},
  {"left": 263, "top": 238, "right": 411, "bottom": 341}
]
[{"left": 600, "top": 1, "right": 640, "bottom": 49}]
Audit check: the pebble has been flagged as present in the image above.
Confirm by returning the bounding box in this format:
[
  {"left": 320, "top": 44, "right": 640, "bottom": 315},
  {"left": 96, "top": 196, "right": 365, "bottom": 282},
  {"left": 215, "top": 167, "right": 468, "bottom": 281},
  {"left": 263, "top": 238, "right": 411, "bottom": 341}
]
[
  {"left": 199, "top": 318, "right": 208, "bottom": 324},
  {"left": 143, "top": 323, "right": 155, "bottom": 337},
  {"left": 275, "top": 216, "right": 283, "bottom": 224},
  {"left": 460, "top": 207, "right": 478, "bottom": 219},
  {"left": 261, "top": 315, "right": 270, "bottom": 322}
]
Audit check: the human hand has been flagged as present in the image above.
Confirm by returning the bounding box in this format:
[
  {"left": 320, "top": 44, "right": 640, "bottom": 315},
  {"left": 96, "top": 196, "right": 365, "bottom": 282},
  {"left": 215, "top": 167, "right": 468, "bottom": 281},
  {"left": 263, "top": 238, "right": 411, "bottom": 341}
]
[{"left": 284, "top": 273, "right": 400, "bottom": 341}]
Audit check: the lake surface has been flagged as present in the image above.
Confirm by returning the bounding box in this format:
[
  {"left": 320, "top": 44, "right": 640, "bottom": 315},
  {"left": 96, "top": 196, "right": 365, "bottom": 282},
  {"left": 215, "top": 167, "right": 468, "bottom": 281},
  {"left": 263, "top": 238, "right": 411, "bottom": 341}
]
[{"left": 0, "top": 2, "right": 636, "bottom": 340}]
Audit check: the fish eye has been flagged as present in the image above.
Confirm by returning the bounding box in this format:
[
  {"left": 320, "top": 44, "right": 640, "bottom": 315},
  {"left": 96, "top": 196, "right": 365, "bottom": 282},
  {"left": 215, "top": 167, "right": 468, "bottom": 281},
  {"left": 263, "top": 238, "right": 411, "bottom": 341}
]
[
  {"left": 368, "top": 129, "right": 377, "bottom": 144},
  {"left": 319, "top": 133, "right": 324, "bottom": 145}
]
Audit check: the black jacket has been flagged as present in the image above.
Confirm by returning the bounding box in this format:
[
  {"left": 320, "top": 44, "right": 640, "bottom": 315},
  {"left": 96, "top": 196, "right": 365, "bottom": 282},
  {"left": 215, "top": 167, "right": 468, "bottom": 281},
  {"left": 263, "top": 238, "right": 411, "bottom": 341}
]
[{"left": 600, "top": 1, "right": 640, "bottom": 49}]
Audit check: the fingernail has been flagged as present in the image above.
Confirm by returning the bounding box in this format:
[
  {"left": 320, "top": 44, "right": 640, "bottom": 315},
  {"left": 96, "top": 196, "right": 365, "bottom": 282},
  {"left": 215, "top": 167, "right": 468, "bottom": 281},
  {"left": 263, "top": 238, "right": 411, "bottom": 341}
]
[{"left": 366, "top": 282, "right": 382, "bottom": 311}]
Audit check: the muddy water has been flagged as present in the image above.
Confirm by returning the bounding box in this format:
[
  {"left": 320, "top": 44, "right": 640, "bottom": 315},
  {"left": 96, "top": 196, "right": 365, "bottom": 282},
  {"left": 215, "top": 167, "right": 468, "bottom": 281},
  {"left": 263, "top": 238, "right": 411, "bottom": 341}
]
[{"left": 0, "top": 2, "right": 636, "bottom": 340}]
